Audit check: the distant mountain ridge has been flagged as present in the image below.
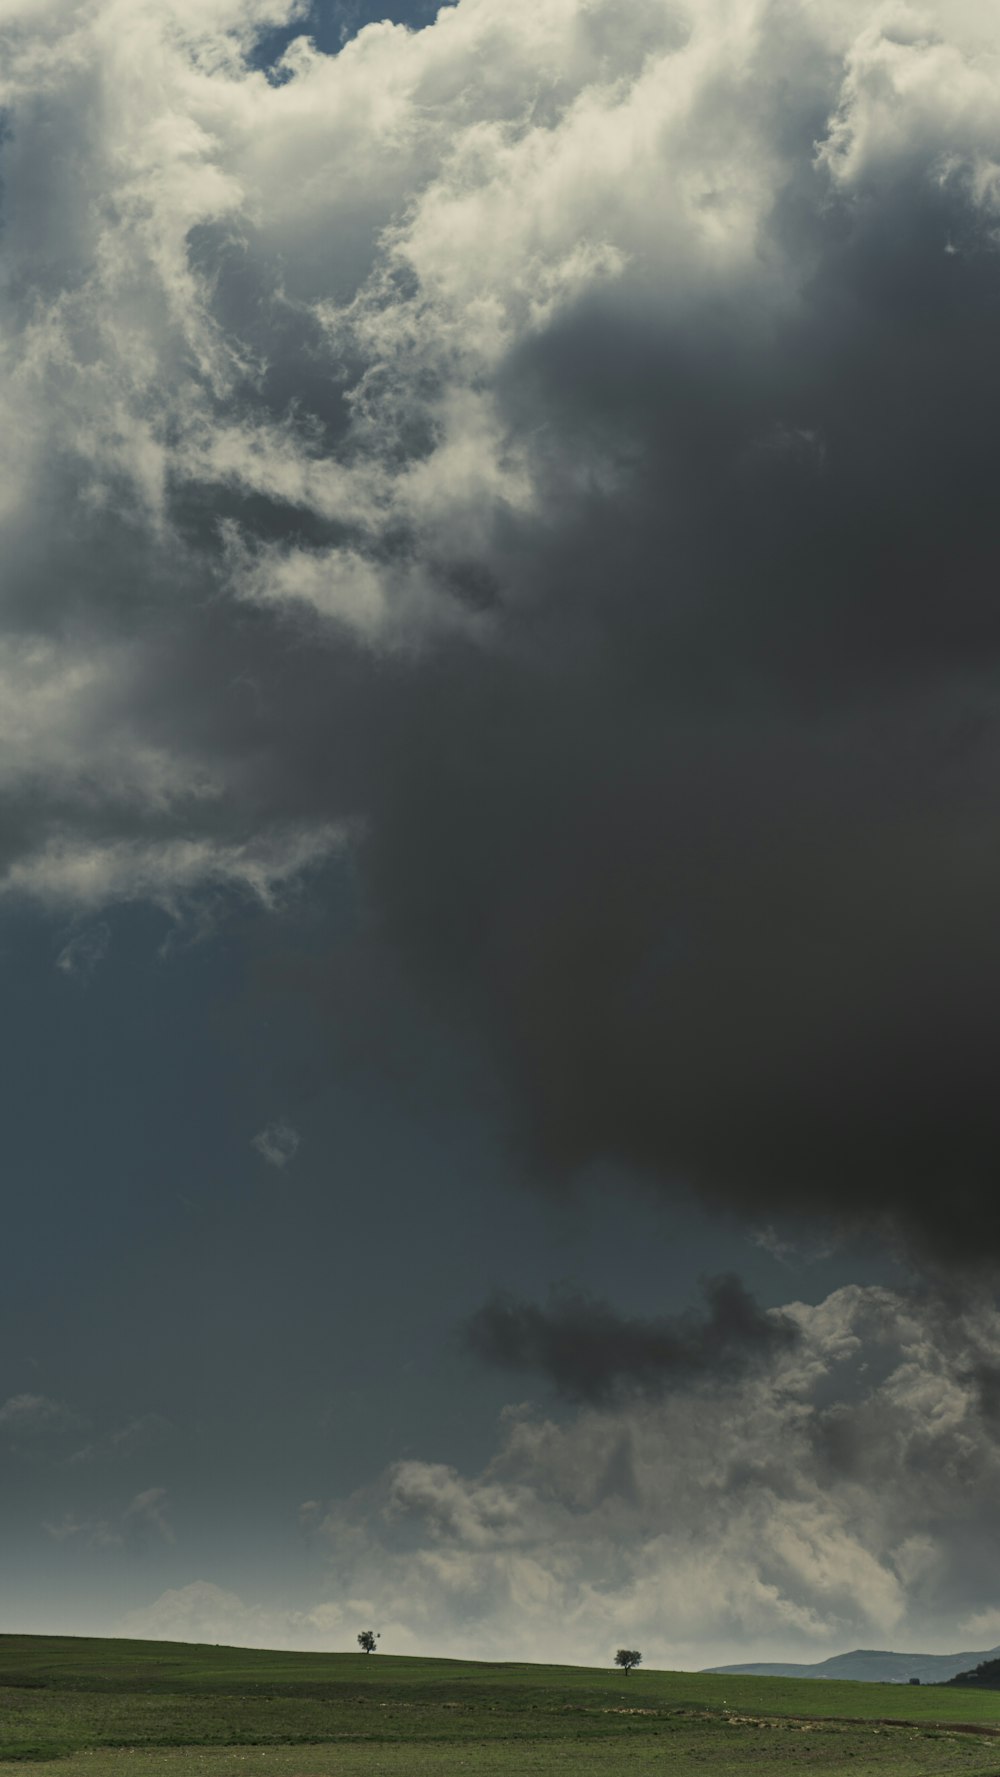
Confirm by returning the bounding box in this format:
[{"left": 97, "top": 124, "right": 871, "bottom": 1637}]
[{"left": 703, "top": 1645, "right": 1000, "bottom": 1684}]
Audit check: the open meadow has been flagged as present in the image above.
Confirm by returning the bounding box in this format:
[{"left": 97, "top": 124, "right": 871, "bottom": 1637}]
[{"left": 0, "top": 1636, "right": 999, "bottom": 1777}]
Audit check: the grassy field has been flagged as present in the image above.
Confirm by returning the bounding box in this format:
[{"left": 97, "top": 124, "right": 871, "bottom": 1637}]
[{"left": 0, "top": 1635, "right": 997, "bottom": 1776}]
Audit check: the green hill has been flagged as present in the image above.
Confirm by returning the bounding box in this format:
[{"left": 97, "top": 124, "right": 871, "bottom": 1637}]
[{"left": 0, "top": 1632, "right": 997, "bottom": 1776}]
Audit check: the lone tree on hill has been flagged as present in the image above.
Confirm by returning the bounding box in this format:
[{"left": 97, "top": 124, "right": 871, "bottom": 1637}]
[
  {"left": 357, "top": 1630, "right": 380, "bottom": 1654},
  {"left": 614, "top": 1648, "right": 642, "bottom": 1675}
]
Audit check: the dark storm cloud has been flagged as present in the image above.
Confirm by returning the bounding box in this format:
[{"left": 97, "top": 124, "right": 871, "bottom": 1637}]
[
  {"left": 355, "top": 196, "right": 1000, "bottom": 1264},
  {"left": 464, "top": 1275, "right": 798, "bottom": 1402},
  {"left": 963, "top": 1362, "right": 1000, "bottom": 1427},
  {"left": 5, "top": 0, "right": 1000, "bottom": 1262}
]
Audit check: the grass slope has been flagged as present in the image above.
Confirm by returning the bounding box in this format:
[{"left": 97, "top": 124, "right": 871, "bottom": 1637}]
[{"left": 0, "top": 1634, "right": 997, "bottom": 1776}]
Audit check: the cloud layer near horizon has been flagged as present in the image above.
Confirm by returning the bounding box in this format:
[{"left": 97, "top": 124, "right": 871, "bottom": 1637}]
[
  {"left": 118, "top": 1285, "right": 1000, "bottom": 1667},
  {"left": 4, "top": 0, "right": 1000, "bottom": 1259}
]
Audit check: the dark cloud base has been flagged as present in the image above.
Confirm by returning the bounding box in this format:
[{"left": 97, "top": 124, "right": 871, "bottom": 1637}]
[{"left": 465, "top": 1275, "right": 799, "bottom": 1402}]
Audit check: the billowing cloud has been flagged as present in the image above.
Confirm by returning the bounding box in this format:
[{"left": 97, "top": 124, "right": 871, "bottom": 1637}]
[
  {"left": 465, "top": 1275, "right": 798, "bottom": 1402},
  {"left": 3, "top": 0, "right": 1000, "bottom": 1258},
  {"left": 302, "top": 1285, "right": 1000, "bottom": 1667},
  {"left": 121, "top": 1582, "right": 278, "bottom": 1647}
]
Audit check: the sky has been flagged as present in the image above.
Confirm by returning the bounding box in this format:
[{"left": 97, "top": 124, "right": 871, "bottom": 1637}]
[{"left": 2, "top": 0, "right": 1000, "bottom": 1673}]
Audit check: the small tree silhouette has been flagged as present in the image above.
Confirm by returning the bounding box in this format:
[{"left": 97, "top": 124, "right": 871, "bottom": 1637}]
[
  {"left": 614, "top": 1648, "right": 642, "bottom": 1675},
  {"left": 357, "top": 1630, "right": 380, "bottom": 1654}
]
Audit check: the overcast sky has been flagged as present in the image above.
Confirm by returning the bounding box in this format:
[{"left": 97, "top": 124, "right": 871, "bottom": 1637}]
[{"left": 2, "top": 0, "right": 1000, "bottom": 1672}]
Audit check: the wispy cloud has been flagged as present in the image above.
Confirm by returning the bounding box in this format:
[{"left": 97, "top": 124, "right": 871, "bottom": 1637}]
[
  {"left": 55, "top": 921, "right": 111, "bottom": 979},
  {"left": 0, "top": 1394, "right": 63, "bottom": 1431},
  {"left": 42, "top": 1513, "right": 123, "bottom": 1550},
  {"left": 0, "top": 1394, "right": 75, "bottom": 1439},
  {"left": 123, "top": 1487, "right": 175, "bottom": 1545},
  {"left": 68, "top": 1414, "right": 172, "bottom": 1467},
  {"left": 42, "top": 1484, "right": 174, "bottom": 1552},
  {"left": 252, "top": 1121, "right": 301, "bottom": 1169},
  {"left": 750, "top": 1227, "right": 838, "bottom": 1268}
]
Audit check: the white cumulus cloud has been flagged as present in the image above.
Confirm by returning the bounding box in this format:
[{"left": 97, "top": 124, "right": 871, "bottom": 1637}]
[{"left": 300, "top": 1286, "right": 1000, "bottom": 1667}]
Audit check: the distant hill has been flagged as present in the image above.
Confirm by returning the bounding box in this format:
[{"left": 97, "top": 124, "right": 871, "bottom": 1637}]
[{"left": 704, "top": 1646, "right": 1000, "bottom": 1684}]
